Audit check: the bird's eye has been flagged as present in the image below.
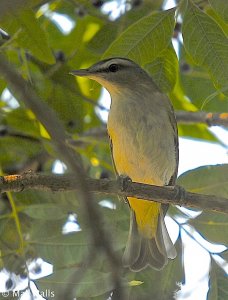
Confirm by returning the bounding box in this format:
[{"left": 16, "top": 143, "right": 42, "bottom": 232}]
[{"left": 108, "top": 64, "right": 119, "bottom": 72}]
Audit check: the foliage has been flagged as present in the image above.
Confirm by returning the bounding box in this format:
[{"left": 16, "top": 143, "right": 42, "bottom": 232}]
[{"left": 0, "top": 0, "right": 227, "bottom": 299}]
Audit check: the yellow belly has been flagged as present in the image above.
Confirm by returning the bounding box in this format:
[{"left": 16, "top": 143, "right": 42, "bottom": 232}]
[
  {"left": 109, "top": 128, "right": 162, "bottom": 238},
  {"left": 128, "top": 197, "right": 160, "bottom": 238}
]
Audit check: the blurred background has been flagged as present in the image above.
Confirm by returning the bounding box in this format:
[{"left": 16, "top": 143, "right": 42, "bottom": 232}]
[{"left": 0, "top": 0, "right": 227, "bottom": 299}]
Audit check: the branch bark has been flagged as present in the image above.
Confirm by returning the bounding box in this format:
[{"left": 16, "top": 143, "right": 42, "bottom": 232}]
[
  {"left": 0, "top": 173, "right": 227, "bottom": 214},
  {"left": 175, "top": 111, "right": 228, "bottom": 127}
]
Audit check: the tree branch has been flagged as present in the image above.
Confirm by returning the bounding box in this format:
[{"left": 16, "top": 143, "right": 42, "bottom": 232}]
[
  {"left": 175, "top": 111, "right": 228, "bottom": 127},
  {"left": 69, "top": 110, "right": 228, "bottom": 146},
  {"left": 0, "top": 173, "right": 227, "bottom": 214}
]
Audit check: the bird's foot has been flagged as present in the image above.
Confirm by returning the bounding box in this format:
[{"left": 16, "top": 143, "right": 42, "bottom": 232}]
[
  {"left": 173, "top": 185, "right": 187, "bottom": 206},
  {"left": 117, "top": 175, "right": 132, "bottom": 204},
  {"left": 117, "top": 175, "right": 132, "bottom": 192}
]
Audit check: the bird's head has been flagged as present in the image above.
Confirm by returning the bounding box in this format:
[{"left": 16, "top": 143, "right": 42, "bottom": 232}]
[{"left": 70, "top": 57, "right": 151, "bottom": 95}]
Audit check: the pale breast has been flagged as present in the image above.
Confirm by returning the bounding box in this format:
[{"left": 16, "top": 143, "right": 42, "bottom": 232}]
[{"left": 107, "top": 99, "right": 177, "bottom": 186}]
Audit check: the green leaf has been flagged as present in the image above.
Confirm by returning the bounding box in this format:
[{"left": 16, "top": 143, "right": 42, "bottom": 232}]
[
  {"left": 189, "top": 211, "right": 228, "bottom": 245},
  {"left": 5, "top": 107, "right": 41, "bottom": 137},
  {"left": 208, "top": 258, "right": 228, "bottom": 300},
  {"left": 177, "top": 164, "right": 228, "bottom": 198},
  {"left": 36, "top": 268, "right": 114, "bottom": 299},
  {"left": 206, "top": 7, "right": 228, "bottom": 37},
  {"left": 35, "top": 68, "right": 85, "bottom": 133},
  {"left": 6, "top": 9, "right": 55, "bottom": 64},
  {"left": 170, "top": 75, "right": 199, "bottom": 111},
  {"left": 30, "top": 230, "right": 89, "bottom": 268},
  {"left": 75, "top": 270, "right": 114, "bottom": 298},
  {"left": 178, "top": 124, "right": 219, "bottom": 142},
  {"left": 0, "top": 136, "right": 42, "bottom": 170},
  {"left": 145, "top": 45, "right": 178, "bottom": 93},
  {"left": 182, "top": 1, "right": 228, "bottom": 95},
  {"left": 179, "top": 39, "right": 228, "bottom": 112},
  {"left": 41, "top": 80, "right": 84, "bottom": 133},
  {"left": 177, "top": 164, "right": 226, "bottom": 247},
  {"left": 23, "top": 204, "right": 67, "bottom": 220},
  {"left": 180, "top": 71, "right": 228, "bottom": 112},
  {"left": 0, "top": 209, "right": 32, "bottom": 274},
  {"left": 101, "top": 203, "right": 129, "bottom": 251},
  {"left": 103, "top": 8, "right": 176, "bottom": 65},
  {"left": 169, "top": 76, "right": 219, "bottom": 142},
  {"left": 209, "top": 0, "right": 228, "bottom": 23},
  {"left": 88, "top": 22, "right": 118, "bottom": 55}
]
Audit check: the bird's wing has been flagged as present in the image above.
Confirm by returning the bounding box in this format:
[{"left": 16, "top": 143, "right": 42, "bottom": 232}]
[
  {"left": 109, "top": 137, "right": 118, "bottom": 174},
  {"left": 162, "top": 96, "right": 179, "bottom": 215},
  {"left": 109, "top": 135, "right": 128, "bottom": 203},
  {"left": 167, "top": 103, "right": 179, "bottom": 186}
]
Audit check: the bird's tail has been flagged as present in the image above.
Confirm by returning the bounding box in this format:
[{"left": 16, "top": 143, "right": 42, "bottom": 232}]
[{"left": 122, "top": 209, "right": 176, "bottom": 271}]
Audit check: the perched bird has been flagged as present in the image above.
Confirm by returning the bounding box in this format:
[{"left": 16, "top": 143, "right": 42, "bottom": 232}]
[{"left": 71, "top": 57, "right": 178, "bottom": 271}]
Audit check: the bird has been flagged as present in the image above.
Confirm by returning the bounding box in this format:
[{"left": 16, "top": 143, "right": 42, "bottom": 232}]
[{"left": 70, "top": 57, "right": 178, "bottom": 271}]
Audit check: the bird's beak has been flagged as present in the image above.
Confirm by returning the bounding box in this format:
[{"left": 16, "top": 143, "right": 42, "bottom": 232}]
[
  {"left": 69, "top": 69, "right": 90, "bottom": 77},
  {"left": 70, "top": 67, "right": 118, "bottom": 94}
]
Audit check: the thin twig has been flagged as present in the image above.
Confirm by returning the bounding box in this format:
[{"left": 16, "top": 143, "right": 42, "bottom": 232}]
[{"left": 176, "top": 111, "right": 228, "bottom": 127}]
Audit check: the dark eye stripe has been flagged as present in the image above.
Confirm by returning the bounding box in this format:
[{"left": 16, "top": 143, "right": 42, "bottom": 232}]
[{"left": 94, "top": 63, "right": 124, "bottom": 74}]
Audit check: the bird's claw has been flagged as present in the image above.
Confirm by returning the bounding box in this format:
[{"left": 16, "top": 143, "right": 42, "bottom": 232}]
[
  {"left": 117, "top": 175, "right": 132, "bottom": 192},
  {"left": 173, "top": 185, "right": 187, "bottom": 206}
]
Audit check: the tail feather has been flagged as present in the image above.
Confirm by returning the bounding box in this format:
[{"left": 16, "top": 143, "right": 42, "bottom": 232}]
[
  {"left": 122, "top": 210, "right": 142, "bottom": 268},
  {"left": 123, "top": 210, "right": 176, "bottom": 272},
  {"left": 160, "top": 211, "right": 177, "bottom": 259}
]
